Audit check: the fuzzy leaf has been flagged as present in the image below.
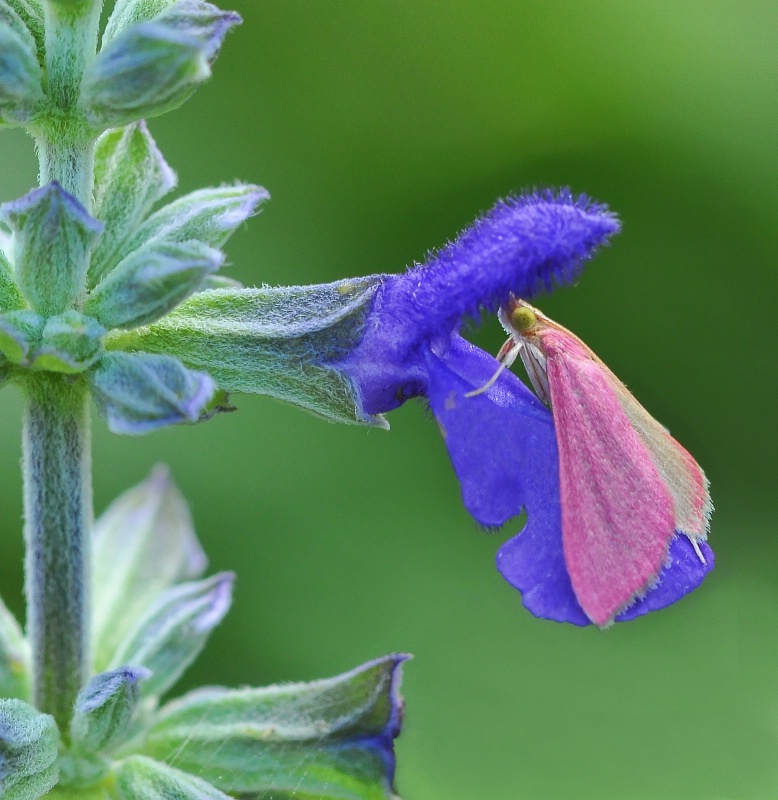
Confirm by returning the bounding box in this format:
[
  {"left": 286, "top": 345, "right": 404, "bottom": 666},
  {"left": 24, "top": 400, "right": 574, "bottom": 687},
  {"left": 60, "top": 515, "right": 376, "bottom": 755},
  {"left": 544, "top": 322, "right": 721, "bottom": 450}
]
[
  {"left": 90, "top": 122, "right": 177, "bottom": 286},
  {"left": 0, "top": 184, "right": 103, "bottom": 316},
  {"left": 108, "top": 573, "right": 233, "bottom": 699},
  {"left": 92, "top": 465, "right": 207, "bottom": 670},
  {"left": 107, "top": 277, "right": 387, "bottom": 425},
  {"left": 140, "top": 655, "right": 408, "bottom": 799},
  {"left": 30, "top": 311, "right": 105, "bottom": 373},
  {"left": 0, "top": 699, "right": 59, "bottom": 800},
  {"left": 89, "top": 351, "right": 215, "bottom": 435},
  {"left": 113, "top": 756, "right": 231, "bottom": 800},
  {"left": 82, "top": 23, "right": 209, "bottom": 127},
  {"left": 0, "top": 0, "right": 44, "bottom": 59},
  {"left": 0, "top": 596, "right": 29, "bottom": 700},
  {"left": 114, "top": 184, "right": 267, "bottom": 268},
  {"left": 84, "top": 4, "right": 239, "bottom": 128},
  {"left": 145, "top": 0, "right": 241, "bottom": 59},
  {"left": 71, "top": 667, "right": 150, "bottom": 754},
  {"left": 0, "top": 248, "right": 27, "bottom": 312},
  {"left": 104, "top": 0, "right": 188, "bottom": 42},
  {"left": 0, "top": 19, "right": 43, "bottom": 125},
  {"left": 85, "top": 240, "right": 223, "bottom": 329},
  {"left": 0, "top": 310, "right": 44, "bottom": 364}
]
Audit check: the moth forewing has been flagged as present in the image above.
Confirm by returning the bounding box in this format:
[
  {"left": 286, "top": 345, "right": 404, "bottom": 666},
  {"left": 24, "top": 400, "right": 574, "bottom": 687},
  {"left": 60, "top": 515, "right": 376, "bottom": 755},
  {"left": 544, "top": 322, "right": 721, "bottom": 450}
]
[{"left": 612, "top": 382, "right": 712, "bottom": 544}]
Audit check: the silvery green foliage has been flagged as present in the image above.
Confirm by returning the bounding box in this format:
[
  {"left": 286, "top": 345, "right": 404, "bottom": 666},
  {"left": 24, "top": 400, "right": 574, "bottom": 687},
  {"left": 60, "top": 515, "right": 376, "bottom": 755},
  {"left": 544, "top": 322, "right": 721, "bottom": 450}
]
[
  {"left": 91, "top": 466, "right": 207, "bottom": 670},
  {"left": 89, "top": 352, "right": 216, "bottom": 434},
  {"left": 2, "top": 468, "right": 403, "bottom": 798},
  {"left": 0, "top": 310, "right": 44, "bottom": 364},
  {"left": 0, "top": 0, "right": 408, "bottom": 794},
  {"left": 85, "top": 240, "right": 224, "bottom": 329},
  {"left": 71, "top": 667, "right": 149, "bottom": 755},
  {"left": 35, "top": 312, "right": 106, "bottom": 373},
  {"left": 0, "top": 2, "right": 44, "bottom": 126},
  {"left": 0, "top": 1, "right": 44, "bottom": 60},
  {"left": 108, "top": 573, "right": 234, "bottom": 699},
  {"left": 82, "top": 1, "right": 240, "bottom": 127},
  {"left": 0, "top": 248, "right": 26, "bottom": 311},
  {"left": 106, "top": 277, "right": 388, "bottom": 425},
  {"left": 0, "top": 310, "right": 105, "bottom": 371},
  {"left": 0, "top": 698, "right": 59, "bottom": 799},
  {"left": 113, "top": 756, "right": 232, "bottom": 800},
  {"left": 139, "top": 655, "right": 408, "bottom": 799},
  {"left": 0, "top": 118, "right": 384, "bottom": 430},
  {"left": 0, "top": 184, "right": 103, "bottom": 316},
  {"left": 90, "top": 122, "right": 178, "bottom": 286}
]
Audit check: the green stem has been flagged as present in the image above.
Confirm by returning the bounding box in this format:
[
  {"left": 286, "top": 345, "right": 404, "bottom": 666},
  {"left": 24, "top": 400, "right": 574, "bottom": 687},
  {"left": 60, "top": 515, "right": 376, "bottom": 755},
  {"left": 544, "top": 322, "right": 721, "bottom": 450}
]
[
  {"left": 37, "top": 0, "right": 103, "bottom": 205},
  {"left": 22, "top": 374, "right": 92, "bottom": 734}
]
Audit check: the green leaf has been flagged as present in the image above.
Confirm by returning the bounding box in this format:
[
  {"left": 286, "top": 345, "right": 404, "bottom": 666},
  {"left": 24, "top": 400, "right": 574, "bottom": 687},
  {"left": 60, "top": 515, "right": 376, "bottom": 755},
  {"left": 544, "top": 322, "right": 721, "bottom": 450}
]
[
  {"left": 0, "top": 0, "right": 44, "bottom": 61},
  {"left": 104, "top": 0, "right": 185, "bottom": 43},
  {"left": 84, "top": 3, "right": 240, "bottom": 129},
  {"left": 106, "top": 277, "right": 388, "bottom": 426},
  {"left": 81, "top": 23, "right": 210, "bottom": 128},
  {"left": 108, "top": 573, "right": 233, "bottom": 699},
  {"left": 0, "top": 595, "right": 30, "bottom": 700},
  {"left": 0, "top": 184, "right": 103, "bottom": 316},
  {"left": 85, "top": 240, "right": 223, "bottom": 330},
  {"left": 0, "top": 11, "right": 43, "bottom": 125},
  {"left": 114, "top": 184, "right": 267, "bottom": 268},
  {"left": 0, "top": 247, "right": 27, "bottom": 312},
  {"left": 0, "top": 310, "right": 44, "bottom": 365},
  {"left": 139, "top": 655, "right": 408, "bottom": 799},
  {"left": 92, "top": 465, "right": 207, "bottom": 671},
  {"left": 71, "top": 667, "right": 150, "bottom": 754},
  {"left": 30, "top": 311, "right": 105, "bottom": 374},
  {"left": 90, "top": 122, "right": 178, "bottom": 286},
  {"left": 113, "top": 756, "right": 231, "bottom": 800},
  {"left": 89, "top": 351, "right": 215, "bottom": 435},
  {"left": 0, "top": 699, "right": 59, "bottom": 800}
]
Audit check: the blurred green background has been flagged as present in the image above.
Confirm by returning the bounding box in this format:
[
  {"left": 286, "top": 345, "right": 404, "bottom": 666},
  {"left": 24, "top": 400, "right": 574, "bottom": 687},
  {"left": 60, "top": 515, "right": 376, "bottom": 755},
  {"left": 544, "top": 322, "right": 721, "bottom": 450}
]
[{"left": 1, "top": 2, "right": 777, "bottom": 798}]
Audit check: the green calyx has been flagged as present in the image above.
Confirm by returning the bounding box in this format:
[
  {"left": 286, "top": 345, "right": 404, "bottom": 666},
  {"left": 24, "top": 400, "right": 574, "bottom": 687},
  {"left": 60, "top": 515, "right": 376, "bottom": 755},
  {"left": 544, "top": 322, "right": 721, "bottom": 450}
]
[{"left": 0, "top": 310, "right": 105, "bottom": 373}]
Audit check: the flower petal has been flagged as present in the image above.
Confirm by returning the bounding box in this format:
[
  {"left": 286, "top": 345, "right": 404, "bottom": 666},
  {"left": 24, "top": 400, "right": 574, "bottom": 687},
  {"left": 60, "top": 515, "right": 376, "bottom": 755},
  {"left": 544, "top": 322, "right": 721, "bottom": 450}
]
[
  {"left": 498, "top": 522, "right": 715, "bottom": 627},
  {"left": 424, "top": 334, "right": 557, "bottom": 527}
]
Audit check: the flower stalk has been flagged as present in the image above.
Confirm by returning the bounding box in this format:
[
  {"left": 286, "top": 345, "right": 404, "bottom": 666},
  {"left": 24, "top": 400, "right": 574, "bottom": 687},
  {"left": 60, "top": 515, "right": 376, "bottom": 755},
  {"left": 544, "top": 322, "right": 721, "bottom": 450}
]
[
  {"left": 36, "top": 0, "right": 103, "bottom": 203},
  {"left": 22, "top": 373, "right": 91, "bottom": 734}
]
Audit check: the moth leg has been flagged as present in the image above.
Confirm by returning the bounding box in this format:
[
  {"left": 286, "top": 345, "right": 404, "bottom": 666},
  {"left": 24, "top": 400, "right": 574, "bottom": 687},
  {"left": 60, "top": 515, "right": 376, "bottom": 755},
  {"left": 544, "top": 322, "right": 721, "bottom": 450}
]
[
  {"left": 465, "top": 339, "right": 520, "bottom": 398},
  {"left": 688, "top": 536, "right": 707, "bottom": 565}
]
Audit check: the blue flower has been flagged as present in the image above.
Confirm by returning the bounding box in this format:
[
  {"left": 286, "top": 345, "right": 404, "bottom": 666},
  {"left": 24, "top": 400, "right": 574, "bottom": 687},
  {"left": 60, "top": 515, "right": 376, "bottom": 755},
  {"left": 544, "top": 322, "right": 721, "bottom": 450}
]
[{"left": 337, "top": 190, "right": 713, "bottom": 626}]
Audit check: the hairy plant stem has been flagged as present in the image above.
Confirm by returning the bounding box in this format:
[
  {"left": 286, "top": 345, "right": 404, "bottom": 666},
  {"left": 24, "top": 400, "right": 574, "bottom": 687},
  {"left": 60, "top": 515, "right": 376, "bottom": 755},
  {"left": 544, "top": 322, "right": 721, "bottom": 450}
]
[
  {"left": 36, "top": 0, "right": 103, "bottom": 205},
  {"left": 22, "top": 374, "right": 92, "bottom": 734},
  {"left": 20, "top": 0, "right": 103, "bottom": 733}
]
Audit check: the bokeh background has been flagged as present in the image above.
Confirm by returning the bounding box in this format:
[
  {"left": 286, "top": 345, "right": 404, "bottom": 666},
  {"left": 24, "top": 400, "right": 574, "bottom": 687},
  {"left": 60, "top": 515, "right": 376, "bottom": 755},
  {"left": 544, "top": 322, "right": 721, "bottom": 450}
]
[{"left": 1, "top": 2, "right": 777, "bottom": 798}]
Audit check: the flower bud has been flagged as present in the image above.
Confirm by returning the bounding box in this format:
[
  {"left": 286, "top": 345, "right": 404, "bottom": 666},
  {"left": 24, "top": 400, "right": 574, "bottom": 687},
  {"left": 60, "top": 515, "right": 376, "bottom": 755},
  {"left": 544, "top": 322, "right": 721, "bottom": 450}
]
[
  {"left": 71, "top": 666, "right": 150, "bottom": 754},
  {"left": 85, "top": 240, "right": 223, "bottom": 330},
  {"left": 83, "top": 1, "right": 240, "bottom": 127},
  {"left": 88, "top": 351, "right": 215, "bottom": 434},
  {"left": 0, "top": 184, "right": 103, "bottom": 316},
  {"left": 90, "top": 122, "right": 177, "bottom": 286}
]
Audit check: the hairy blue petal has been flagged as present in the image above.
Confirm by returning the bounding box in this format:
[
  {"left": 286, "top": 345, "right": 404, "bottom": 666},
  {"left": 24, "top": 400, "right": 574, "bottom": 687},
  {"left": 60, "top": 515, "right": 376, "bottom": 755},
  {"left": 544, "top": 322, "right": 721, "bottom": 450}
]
[
  {"left": 382, "top": 190, "right": 619, "bottom": 348},
  {"left": 498, "top": 521, "right": 714, "bottom": 626},
  {"left": 338, "top": 190, "right": 619, "bottom": 414}
]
